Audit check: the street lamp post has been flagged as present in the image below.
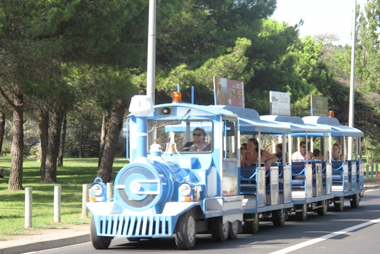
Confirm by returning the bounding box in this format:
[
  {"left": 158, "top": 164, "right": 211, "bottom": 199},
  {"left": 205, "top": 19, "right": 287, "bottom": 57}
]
[
  {"left": 348, "top": 0, "right": 357, "bottom": 160},
  {"left": 146, "top": 0, "right": 157, "bottom": 105}
]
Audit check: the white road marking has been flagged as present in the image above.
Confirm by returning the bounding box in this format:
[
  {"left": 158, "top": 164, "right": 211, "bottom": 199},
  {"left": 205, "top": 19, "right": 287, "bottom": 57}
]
[{"left": 270, "top": 218, "right": 380, "bottom": 254}]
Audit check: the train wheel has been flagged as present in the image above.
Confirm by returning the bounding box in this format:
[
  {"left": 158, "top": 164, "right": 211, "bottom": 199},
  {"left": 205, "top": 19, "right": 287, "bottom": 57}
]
[
  {"left": 334, "top": 197, "right": 344, "bottom": 212},
  {"left": 228, "top": 221, "right": 239, "bottom": 240},
  {"left": 175, "top": 210, "right": 197, "bottom": 250},
  {"left": 350, "top": 194, "right": 360, "bottom": 208},
  {"left": 317, "top": 200, "right": 328, "bottom": 216},
  {"left": 296, "top": 204, "right": 308, "bottom": 221},
  {"left": 211, "top": 217, "right": 229, "bottom": 242},
  {"left": 90, "top": 217, "right": 112, "bottom": 249},
  {"left": 272, "top": 209, "right": 285, "bottom": 227},
  {"left": 243, "top": 213, "right": 260, "bottom": 234}
]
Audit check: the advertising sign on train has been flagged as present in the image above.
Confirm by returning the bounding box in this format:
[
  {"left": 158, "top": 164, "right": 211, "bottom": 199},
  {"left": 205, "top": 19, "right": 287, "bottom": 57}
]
[
  {"left": 213, "top": 77, "right": 245, "bottom": 107},
  {"left": 269, "top": 91, "right": 291, "bottom": 116},
  {"left": 311, "top": 95, "right": 328, "bottom": 116}
]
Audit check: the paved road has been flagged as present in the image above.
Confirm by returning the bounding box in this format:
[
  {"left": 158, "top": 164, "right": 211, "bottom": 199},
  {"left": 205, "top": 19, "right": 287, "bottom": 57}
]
[{"left": 34, "top": 189, "right": 380, "bottom": 254}]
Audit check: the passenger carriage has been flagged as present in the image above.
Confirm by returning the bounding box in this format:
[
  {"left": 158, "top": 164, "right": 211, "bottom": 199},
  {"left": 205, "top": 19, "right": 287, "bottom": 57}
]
[
  {"left": 302, "top": 116, "right": 364, "bottom": 211},
  {"left": 260, "top": 115, "right": 333, "bottom": 220},
  {"left": 222, "top": 106, "right": 293, "bottom": 232}
]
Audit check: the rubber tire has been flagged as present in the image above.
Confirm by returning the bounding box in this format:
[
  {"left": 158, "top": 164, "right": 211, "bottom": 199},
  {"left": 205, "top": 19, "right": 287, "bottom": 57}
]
[
  {"left": 350, "top": 194, "right": 360, "bottom": 208},
  {"left": 211, "top": 217, "right": 229, "bottom": 242},
  {"left": 272, "top": 209, "right": 286, "bottom": 227},
  {"left": 334, "top": 197, "right": 344, "bottom": 212},
  {"left": 90, "top": 217, "right": 112, "bottom": 249},
  {"left": 175, "top": 210, "right": 197, "bottom": 250},
  {"left": 317, "top": 200, "right": 328, "bottom": 216},
  {"left": 243, "top": 213, "right": 260, "bottom": 234},
  {"left": 296, "top": 204, "right": 308, "bottom": 221},
  {"left": 228, "top": 221, "right": 239, "bottom": 240}
]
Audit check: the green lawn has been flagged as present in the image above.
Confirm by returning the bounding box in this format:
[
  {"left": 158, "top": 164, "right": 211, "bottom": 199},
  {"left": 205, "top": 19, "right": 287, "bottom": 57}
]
[{"left": 0, "top": 157, "right": 128, "bottom": 239}]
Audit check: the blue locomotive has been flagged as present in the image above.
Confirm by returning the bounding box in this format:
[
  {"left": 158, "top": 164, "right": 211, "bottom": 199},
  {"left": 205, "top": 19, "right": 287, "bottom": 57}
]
[{"left": 86, "top": 93, "right": 365, "bottom": 250}]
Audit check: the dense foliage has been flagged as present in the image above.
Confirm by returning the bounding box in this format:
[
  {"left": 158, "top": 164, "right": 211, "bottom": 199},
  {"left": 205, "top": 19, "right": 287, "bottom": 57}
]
[{"left": 1, "top": 0, "right": 380, "bottom": 188}]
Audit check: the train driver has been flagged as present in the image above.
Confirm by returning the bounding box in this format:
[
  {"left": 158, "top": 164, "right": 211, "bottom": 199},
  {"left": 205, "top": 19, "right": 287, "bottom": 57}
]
[{"left": 181, "top": 127, "right": 211, "bottom": 152}]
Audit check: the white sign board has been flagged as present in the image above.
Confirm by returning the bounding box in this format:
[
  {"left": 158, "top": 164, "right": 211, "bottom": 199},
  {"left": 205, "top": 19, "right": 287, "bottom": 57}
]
[
  {"left": 269, "top": 91, "right": 291, "bottom": 116},
  {"left": 311, "top": 95, "right": 328, "bottom": 116}
]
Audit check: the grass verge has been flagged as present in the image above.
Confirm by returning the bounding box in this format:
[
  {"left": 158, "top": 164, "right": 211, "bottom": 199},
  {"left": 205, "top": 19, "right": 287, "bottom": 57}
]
[{"left": 0, "top": 157, "right": 128, "bottom": 239}]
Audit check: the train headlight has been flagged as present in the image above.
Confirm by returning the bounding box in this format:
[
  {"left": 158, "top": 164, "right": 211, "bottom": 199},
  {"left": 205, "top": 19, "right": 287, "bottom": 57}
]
[
  {"left": 90, "top": 184, "right": 104, "bottom": 197},
  {"left": 179, "top": 183, "right": 192, "bottom": 196}
]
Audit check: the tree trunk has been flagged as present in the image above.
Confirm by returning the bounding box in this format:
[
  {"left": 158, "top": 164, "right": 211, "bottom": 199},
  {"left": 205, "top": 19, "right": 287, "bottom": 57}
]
[
  {"left": 0, "top": 112, "right": 5, "bottom": 156},
  {"left": 39, "top": 106, "right": 49, "bottom": 182},
  {"left": 8, "top": 94, "right": 24, "bottom": 190},
  {"left": 57, "top": 113, "right": 67, "bottom": 166},
  {"left": 98, "top": 111, "right": 110, "bottom": 166},
  {"left": 97, "top": 99, "right": 127, "bottom": 183},
  {"left": 45, "top": 107, "right": 64, "bottom": 183},
  {"left": 79, "top": 124, "right": 83, "bottom": 158}
]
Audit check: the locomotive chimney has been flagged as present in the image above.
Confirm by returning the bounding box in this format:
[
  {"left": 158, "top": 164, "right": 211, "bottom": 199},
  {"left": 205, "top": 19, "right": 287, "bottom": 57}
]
[{"left": 129, "top": 95, "right": 154, "bottom": 161}]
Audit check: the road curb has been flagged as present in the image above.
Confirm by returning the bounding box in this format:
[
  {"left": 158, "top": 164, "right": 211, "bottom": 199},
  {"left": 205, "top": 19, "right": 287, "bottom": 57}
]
[{"left": 0, "top": 234, "right": 90, "bottom": 254}]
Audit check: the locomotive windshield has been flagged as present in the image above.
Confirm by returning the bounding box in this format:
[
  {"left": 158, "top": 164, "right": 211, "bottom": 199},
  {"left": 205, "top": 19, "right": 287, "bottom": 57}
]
[{"left": 147, "top": 120, "right": 213, "bottom": 153}]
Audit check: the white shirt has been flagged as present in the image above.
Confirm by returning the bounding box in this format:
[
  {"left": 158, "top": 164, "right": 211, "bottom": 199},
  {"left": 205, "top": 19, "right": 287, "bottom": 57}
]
[{"left": 292, "top": 150, "right": 309, "bottom": 160}]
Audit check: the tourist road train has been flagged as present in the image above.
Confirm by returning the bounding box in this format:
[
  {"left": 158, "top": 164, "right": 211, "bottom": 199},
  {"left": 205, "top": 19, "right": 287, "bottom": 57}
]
[{"left": 86, "top": 94, "right": 364, "bottom": 250}]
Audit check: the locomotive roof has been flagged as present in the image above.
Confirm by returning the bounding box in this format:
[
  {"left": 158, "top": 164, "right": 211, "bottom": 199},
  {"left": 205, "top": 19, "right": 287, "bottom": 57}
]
[
  {"left": 154, "top": 103, "right": 238, "bottom": 117},
  {"left": 215, "top": 106, "right": 291, "bottom": 134},
  {"left": 152, "top": 104, "right": 291, "bottom": 134}
]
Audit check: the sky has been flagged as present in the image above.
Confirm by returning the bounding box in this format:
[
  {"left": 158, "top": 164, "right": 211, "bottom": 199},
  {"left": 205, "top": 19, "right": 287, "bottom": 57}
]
[{"left": 271, "top": 0, "right": 368, "bottom": 45}]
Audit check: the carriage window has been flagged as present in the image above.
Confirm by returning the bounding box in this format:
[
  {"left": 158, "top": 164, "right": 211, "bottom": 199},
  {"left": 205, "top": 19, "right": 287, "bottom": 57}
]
[
  {"left": 147, "top": 120, "right": 213, "bottom": 154},
  {"left": 223, "top": 120, "right": 237, "bottom": 159}
]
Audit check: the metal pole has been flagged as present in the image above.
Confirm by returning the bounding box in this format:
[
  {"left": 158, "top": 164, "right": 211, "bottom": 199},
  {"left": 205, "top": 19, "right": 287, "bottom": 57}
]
[
  {"left": 146, "top": 0, "right": 157, "bottom": 104},
  {"left": 107, "top": 182, "right": 113, "bottom": 202},
  {"left": 25, "top": 187, "right": 32, "bottom": 228},
  {"left": 348, "top": 0, "right": 357, "bottom": 160},
  {"left": 54, "top": 185, "right": 61, "bottom": 223},
  {"left": 366, "top": 164, "right": 369, "bottom": 180},
  {"left": 82, "top": 184, "right": 89, "bottom": 218}
]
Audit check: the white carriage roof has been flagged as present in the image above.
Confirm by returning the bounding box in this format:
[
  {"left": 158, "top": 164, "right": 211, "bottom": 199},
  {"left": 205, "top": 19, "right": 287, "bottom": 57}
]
[
  {"left": 302, "top": 116, "right": 363, "bottom": 137},
  {"left": 260, "top": 115, "right": 331, "bottom": 134}
]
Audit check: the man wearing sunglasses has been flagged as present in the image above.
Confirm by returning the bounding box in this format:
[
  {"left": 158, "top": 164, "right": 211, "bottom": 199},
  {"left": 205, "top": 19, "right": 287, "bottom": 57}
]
[
  {"left": 181, "top": 127, "right": 211, "bottom": 152},
  {"left": 292, "top": 141, "right": 312, "bottom": 161}
]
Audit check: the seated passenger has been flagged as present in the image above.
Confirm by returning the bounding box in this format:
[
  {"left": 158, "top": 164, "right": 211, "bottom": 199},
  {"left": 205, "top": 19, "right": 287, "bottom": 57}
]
[
  {"left": 245, "top": 138, "right": 277, "bottom": 172},
  {"left": 181, "top": 127, "right": 211, "bottom": 152},
  {"left": 240, "top": 143, "right": 247, "bottom": 166},
  {"left": 292, "top": 141, "right": 312, "bottom": 161},
  {"left": 332, "top": 143, "right": 343, "bottom": 161},
  {"left": 312, "top": 148, "right": 323, "bottom": 160},
  {"left": 274, "top": 143, "right": 287, "bottom": 163}
]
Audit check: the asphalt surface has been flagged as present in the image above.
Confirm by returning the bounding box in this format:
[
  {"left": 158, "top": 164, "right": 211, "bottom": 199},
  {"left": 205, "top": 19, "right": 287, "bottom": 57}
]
[{"left": 1, "top": 182, "right": 378, "bottom": 254}]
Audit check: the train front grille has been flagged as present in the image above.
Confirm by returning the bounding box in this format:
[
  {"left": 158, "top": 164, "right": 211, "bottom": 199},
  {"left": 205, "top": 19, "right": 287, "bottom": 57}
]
[{"left": 94, "top": 215, "right": 173, "bottom": 237}]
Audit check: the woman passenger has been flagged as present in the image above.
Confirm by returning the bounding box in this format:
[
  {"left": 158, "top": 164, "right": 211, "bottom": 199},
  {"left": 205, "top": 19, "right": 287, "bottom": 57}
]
[
  {"left": 246, "top": 138, "right": 277, "bottom": 171},
  {"left": 274, "top": 143, "right": 287, "bottom": 163},
  {"left": 332, "top": 143, "right": 343, "bottom": 161},
  {"left": 240, "top": 143, "right": 247, "bottom": 166}
]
